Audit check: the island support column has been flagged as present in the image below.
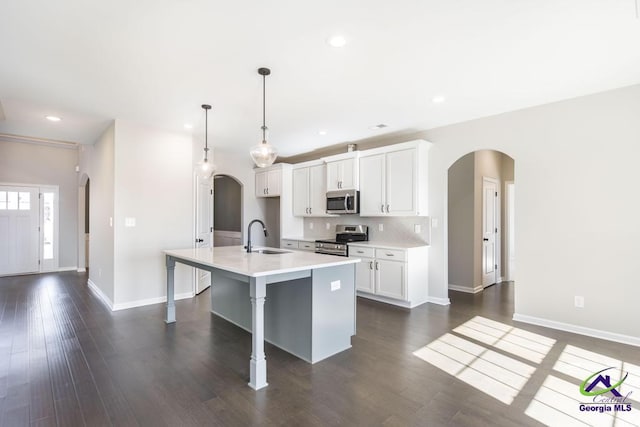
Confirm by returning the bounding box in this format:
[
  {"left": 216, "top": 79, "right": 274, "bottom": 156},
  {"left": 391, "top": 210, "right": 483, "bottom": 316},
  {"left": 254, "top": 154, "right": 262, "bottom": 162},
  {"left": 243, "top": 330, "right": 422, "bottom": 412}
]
[
  {"left": 165, "top": 255, "right": 176, "bottom": 323},
  {"left": 249, "top": 276, "right": 268, "bottom": 390}
]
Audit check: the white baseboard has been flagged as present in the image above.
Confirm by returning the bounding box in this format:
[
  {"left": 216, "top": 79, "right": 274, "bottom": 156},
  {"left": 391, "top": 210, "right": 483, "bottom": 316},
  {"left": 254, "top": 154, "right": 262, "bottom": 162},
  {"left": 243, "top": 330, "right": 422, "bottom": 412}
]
[
  {"left": 448, "top": 284, "right": 483, "bottom": 294},
  {"left": 112, "top": 292, "right": 194, "bottom": 311},
  {"left": 513, "top": 313, "right": 640, "bottom": 348},
  {"left": 88, "top": 279, "right": 114, "bottom": 311},
  {"left": 427, "top": 296, "right": 451, "bottom": 306},
  {"left": 77, "top": 268, "right": 86, "bottom": 273},
  {"left": 58, "top": 266, "right": 78, "bottom": 272}
]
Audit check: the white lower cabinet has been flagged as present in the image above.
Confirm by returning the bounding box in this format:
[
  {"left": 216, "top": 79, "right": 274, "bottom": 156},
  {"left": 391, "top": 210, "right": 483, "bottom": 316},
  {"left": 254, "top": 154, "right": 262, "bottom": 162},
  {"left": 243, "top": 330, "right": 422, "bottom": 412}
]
[{"left": 350, "top": 244, "right": 428, "bottom": 308}]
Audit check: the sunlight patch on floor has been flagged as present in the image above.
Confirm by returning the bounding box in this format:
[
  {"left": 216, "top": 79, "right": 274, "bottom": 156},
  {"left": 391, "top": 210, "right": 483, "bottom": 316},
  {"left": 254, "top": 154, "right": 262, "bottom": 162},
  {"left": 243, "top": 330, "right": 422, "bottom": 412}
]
[{"left": 413, "top": 319, "right": 538, "bottom": 405}]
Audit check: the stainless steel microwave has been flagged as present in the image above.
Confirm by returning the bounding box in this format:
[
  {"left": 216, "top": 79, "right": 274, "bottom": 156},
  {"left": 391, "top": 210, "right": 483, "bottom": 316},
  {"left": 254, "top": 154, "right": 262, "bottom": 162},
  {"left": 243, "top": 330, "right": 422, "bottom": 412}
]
[{"left": 326, "top": 190, "right": 359, "bottom": 214}]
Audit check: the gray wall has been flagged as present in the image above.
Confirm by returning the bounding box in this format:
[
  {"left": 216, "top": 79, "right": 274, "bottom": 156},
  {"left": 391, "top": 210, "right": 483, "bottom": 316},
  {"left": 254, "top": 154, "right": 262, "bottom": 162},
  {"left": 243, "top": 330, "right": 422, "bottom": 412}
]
[
  {"left": 79, "top": 123, "right": 115, "bottom": 303},
  {"left": 0, "top": 140, "right": 78, "bottom": 268},
  {"left": 213, "top": 175, "right": 241, "bottom": 232},
  {"left": 447, "top": 152, "right": 475, "bottom": 289}
]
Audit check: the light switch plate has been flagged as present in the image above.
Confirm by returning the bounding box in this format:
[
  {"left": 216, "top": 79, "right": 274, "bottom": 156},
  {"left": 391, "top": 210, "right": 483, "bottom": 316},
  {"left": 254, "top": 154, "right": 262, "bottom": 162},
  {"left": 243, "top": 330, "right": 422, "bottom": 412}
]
[
  {"left": 331, "top": 280, "right": 341, "bottom": 291},
  {"left": 109, "top": 217, "right": 113, "bottom": 227},
  {"left": 378, "top": 223, "right": 384, "bottom": 232},
  {"left": 325, "top": 223, "right": 330, "bottom": 230},
  {"left": 574, "top": 296, "right": 584, "bottom": 308},
  {"left": 414, "top": 224, "right": 421, "bottom": 233},
  {"left": 309, "top": 222, "right": 314, "bottom": 230},
  {"left": 125, "top": 217, "right": 136, "bottom": 227},
  {"left": 431, "top": 217, "right": 438, "bottom": 228}
]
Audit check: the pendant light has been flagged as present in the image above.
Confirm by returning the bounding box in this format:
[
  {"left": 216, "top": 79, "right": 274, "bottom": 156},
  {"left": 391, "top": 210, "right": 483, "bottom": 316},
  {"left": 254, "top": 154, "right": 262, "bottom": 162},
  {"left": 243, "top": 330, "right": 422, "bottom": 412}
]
[
  {"left": 250, "top": 67, "right": 278, "bottom": 167},
  {"left": 197, "top": 104, "right": 216, "bottom": 178}
]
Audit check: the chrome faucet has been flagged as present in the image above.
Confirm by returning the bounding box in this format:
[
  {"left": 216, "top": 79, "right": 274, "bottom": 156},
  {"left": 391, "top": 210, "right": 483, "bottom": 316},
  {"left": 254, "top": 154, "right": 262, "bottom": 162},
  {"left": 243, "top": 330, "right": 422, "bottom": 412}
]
[{"left": 245, "top": 219, "right": 268, "bottom": 253}]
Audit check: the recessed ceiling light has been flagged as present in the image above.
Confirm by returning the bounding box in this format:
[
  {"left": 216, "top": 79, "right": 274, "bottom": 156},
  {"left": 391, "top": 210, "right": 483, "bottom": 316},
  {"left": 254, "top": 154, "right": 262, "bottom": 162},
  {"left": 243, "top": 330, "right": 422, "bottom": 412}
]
[
  {"left": 184, "top": 124, "right": 193, "bottom": 129},
  {"left": 327, "top": 35, "right": 347, "bottom": 48},
  {"left": 370, "top": 124, "right": 388, "bottom": 130},
  {"left": 318, "top": 130, "right": 327, "bottom": 136},
  {"left": 45, "top": 115, "right": 61, "bottom": 122},
  {"left": 432, "top": 96, "right": 446, "bottom": 104}
]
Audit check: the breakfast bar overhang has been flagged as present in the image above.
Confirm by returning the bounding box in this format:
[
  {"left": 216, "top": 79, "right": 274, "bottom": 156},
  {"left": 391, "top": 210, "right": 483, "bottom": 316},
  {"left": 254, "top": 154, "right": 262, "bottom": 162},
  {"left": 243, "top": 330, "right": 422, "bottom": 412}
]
[{"left": 164, "top": 246, "right": 360, "bottom": 390}]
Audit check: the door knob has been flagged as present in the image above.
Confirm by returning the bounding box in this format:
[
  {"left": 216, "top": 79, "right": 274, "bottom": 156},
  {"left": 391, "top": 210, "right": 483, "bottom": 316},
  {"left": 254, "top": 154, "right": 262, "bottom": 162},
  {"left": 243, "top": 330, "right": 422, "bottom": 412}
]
[
  {"left": 196, "top": 238, "right": 204, "bottom": 243},
  {"left": 483, "top": 238, "right": 489, "bottom": 241}
]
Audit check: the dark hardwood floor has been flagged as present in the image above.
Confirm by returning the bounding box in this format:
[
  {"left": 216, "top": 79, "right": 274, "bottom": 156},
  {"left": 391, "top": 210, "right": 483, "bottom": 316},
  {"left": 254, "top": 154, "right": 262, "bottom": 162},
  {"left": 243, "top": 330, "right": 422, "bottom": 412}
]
[{"left": 0, "top": 272, "right": 638, "bottom": 426}]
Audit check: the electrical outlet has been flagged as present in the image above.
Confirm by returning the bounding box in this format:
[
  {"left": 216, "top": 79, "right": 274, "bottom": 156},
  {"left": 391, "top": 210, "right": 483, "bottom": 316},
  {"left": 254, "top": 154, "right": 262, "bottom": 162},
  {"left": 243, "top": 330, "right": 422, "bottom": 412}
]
[
  {"left": 331, "top": 280, "right": 341, "bottom": 291},
  {"left": 109, "top": 217, "right": 113, "bottom": 227},
  {"left": 125, "top": 217, "right": 136, "bottom": 227},
  {"left": 325, "top": 223, "right": 330, "bottom": 230},
  {"left": 414, "top": 224, "right": 421, "bottom": 233},
  {"left": 574, "top": 296, "right": 584, "bottom": 308},
  {"left": 431, "top": 217, "right": 438, "bottom": 228},
  {"left": 309, "top": 222, "right": 314, "bottom": 230},
  {"left": 378, "top": 223, "right": 384, "bottom": 232}
]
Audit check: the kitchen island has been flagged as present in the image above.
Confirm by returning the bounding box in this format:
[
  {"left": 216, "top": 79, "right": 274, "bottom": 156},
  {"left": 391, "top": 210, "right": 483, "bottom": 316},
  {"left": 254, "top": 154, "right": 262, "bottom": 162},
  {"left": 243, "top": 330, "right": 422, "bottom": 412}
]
[{"left": 164, "top": 246, "right": 359, "bottom": 390}]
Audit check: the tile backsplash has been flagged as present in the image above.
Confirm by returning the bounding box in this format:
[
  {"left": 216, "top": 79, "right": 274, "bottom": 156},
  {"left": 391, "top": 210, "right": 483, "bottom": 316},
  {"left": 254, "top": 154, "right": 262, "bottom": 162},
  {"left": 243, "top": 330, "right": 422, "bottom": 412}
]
[{"left": 303, "top": 216, "right": 431, "bottom": 245}]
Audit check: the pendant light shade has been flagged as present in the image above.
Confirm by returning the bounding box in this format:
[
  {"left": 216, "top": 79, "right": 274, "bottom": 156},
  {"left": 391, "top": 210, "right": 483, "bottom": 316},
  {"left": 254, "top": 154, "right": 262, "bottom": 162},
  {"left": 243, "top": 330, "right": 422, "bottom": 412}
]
[
  {"left": 250, "top": 67, "right": 278, "bottom": 168},
  {"left": 197, "top": 104, "right": 216, "bottom": 178}
]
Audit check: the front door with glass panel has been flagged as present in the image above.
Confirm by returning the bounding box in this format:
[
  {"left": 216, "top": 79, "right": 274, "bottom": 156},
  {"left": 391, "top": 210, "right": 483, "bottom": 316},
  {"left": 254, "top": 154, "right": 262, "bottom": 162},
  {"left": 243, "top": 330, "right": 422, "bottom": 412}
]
[
  {"left": 0, "top": 186, "right": 40, "bottom": 275},
  {"left": 0, "top": 185, "right": 59, "bottom": 276}
]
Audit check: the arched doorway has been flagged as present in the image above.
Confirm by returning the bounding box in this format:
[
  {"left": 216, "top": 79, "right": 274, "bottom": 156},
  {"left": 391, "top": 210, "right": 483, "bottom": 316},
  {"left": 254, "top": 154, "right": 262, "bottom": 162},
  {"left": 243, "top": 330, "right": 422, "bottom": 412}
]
[
  {"left": 213, "top": 174, "right": 243, "bottom": 246},
  {"left": 447, "top": 150, "right": 515, "bottom": 295}
]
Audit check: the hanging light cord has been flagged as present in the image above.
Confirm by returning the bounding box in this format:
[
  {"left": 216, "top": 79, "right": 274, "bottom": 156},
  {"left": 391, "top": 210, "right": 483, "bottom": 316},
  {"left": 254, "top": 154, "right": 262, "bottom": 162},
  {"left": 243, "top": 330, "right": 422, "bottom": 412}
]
[
  {"left": 262, "top": 72, "right": 267, "bottom": 144},
  {"left": 203, "top": 104, "right": 210, "bottom": 161}
]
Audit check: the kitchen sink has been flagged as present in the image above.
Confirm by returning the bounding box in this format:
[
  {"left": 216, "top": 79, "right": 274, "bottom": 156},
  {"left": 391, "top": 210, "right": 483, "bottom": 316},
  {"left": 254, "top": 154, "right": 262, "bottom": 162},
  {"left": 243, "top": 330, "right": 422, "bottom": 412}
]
[{"left": 251, "top": 249, "right": 291, "bottom": 255}]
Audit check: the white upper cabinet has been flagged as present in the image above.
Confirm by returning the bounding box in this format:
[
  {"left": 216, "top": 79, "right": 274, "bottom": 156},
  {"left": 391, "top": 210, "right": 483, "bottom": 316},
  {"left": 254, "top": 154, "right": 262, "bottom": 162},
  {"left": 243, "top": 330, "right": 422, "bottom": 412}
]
[
  {"left": 326, "top": 158, "right": 358, "bottom": 191},
  {"left": 255, "top": 166, "right": 282, "bottom": 198},
  {"left": 358, "top": 140, "right": 430, "bottom": 216},
  {"left": 292, "top": 162, "right": 330, "bottom": 217},
  {"left": 323, "top": 152, "right": 359, "bottom": 191},
  {"left": 359, "top": 154, "right": 385, "bottom": 215}
]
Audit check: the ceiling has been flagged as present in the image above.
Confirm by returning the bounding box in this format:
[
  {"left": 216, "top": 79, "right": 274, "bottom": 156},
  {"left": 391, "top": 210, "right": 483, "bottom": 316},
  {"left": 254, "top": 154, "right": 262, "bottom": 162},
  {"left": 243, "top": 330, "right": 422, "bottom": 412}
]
[{"left": 1, "top": 0, "right": 639, "bottom": 157}]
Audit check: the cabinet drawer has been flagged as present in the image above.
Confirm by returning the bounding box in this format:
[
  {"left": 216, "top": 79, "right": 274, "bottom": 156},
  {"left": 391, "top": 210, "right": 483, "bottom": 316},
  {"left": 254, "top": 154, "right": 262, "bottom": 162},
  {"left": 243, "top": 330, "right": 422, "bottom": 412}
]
[
  {"left": 375, "top": 248, "right": 406, "bottom": 262},
  {"left": 299, "top": 241, "right": 315, "bottom": 251},
  {"left": 350, "top": 246, "right": 375, "bottom": 258},
  {"left": 281, "top": 240, "right": 299, "bottom": 249}
]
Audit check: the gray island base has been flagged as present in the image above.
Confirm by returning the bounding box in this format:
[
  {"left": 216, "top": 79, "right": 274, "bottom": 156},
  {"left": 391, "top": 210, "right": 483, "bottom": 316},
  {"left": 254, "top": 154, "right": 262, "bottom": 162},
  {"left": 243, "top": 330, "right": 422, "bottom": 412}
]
[{"left": 164, "top": 246, "right": 359, "bottom": 390}]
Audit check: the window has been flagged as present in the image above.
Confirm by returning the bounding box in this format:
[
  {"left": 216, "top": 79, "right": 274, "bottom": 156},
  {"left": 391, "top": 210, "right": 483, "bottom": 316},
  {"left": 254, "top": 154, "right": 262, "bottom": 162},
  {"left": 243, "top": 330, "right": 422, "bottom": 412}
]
[
  {"left": 7, "top": 192, "right": 18, "bottom": 210},
  {"left": 43, "top": 192, "right": 55, "bottom": 260},
  {"left": 19, "top": 192, "right": 30, "bottom": 210}
]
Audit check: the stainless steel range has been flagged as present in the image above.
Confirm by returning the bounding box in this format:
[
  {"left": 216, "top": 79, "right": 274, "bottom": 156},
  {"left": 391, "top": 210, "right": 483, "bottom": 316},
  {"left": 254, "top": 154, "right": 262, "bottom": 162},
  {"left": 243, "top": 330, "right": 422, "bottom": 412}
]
[{"left": 315, "top": 225, "right": 369, "bottom": 257}]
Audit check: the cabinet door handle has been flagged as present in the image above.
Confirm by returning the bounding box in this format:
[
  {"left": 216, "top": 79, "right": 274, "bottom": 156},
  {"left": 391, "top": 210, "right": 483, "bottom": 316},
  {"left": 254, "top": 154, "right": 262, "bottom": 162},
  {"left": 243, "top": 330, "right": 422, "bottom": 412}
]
[
  {"left": 386, "top": 253, "right": 394, "bottom": 256},
  {"left": 380, "top": 204, "right": 384, "bottom": 213},
  {"left": 357, "top": 250, "right": 364, "bottom": 254},
  {"left": 309, "top": 207, "right": 312, "bottom": 214},
  {"left": 369, "top": 261, "right": 373, "bottom": 270},
  {"left": 386, "top": 204, "right": 390, "bottom": 213},
  {"left": 266, "top": 188, "right": 269, "bottom": 195},
  {"left": 375, "top": 262, "right": 379, "bottom": 270}
]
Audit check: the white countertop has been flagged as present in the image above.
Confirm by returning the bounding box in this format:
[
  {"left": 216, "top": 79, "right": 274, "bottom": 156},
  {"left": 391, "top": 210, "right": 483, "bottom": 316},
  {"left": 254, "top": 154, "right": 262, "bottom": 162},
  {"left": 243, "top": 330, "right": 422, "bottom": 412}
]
[
  {"left": 165, "top": 246, "right": 359, "bottom": 278},
  {"left": 348, "top": 241, "right": 429, "bottom": 250}
]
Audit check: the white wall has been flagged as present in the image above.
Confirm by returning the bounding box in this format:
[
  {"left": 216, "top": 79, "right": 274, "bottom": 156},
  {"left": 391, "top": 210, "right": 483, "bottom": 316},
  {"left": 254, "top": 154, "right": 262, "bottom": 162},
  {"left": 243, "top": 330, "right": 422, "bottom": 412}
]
[
  {"left": 423, "top": 84, "right": 640, "bottom": 340},
  {"left": 0, "top": 140, "right": 78, "bottom": 268},
  {"left": 113, "top": 120, "right": 194, "bottom": 307},
  {"left": 78, "top": 123, "right": 115, "bottom": 303}
]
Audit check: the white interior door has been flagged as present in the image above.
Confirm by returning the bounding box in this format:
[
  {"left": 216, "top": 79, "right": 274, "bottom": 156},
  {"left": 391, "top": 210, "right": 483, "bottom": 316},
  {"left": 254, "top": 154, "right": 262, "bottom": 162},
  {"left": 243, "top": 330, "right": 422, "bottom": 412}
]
[
  {"left": 482, "top": 177, "right": 498, "bottom": 287},
  {"left": 195, "top": 175, "right": 213, "bottom": 294},
  {"left": 0, "top": 186, "right": 40, "bottom": 275}
]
